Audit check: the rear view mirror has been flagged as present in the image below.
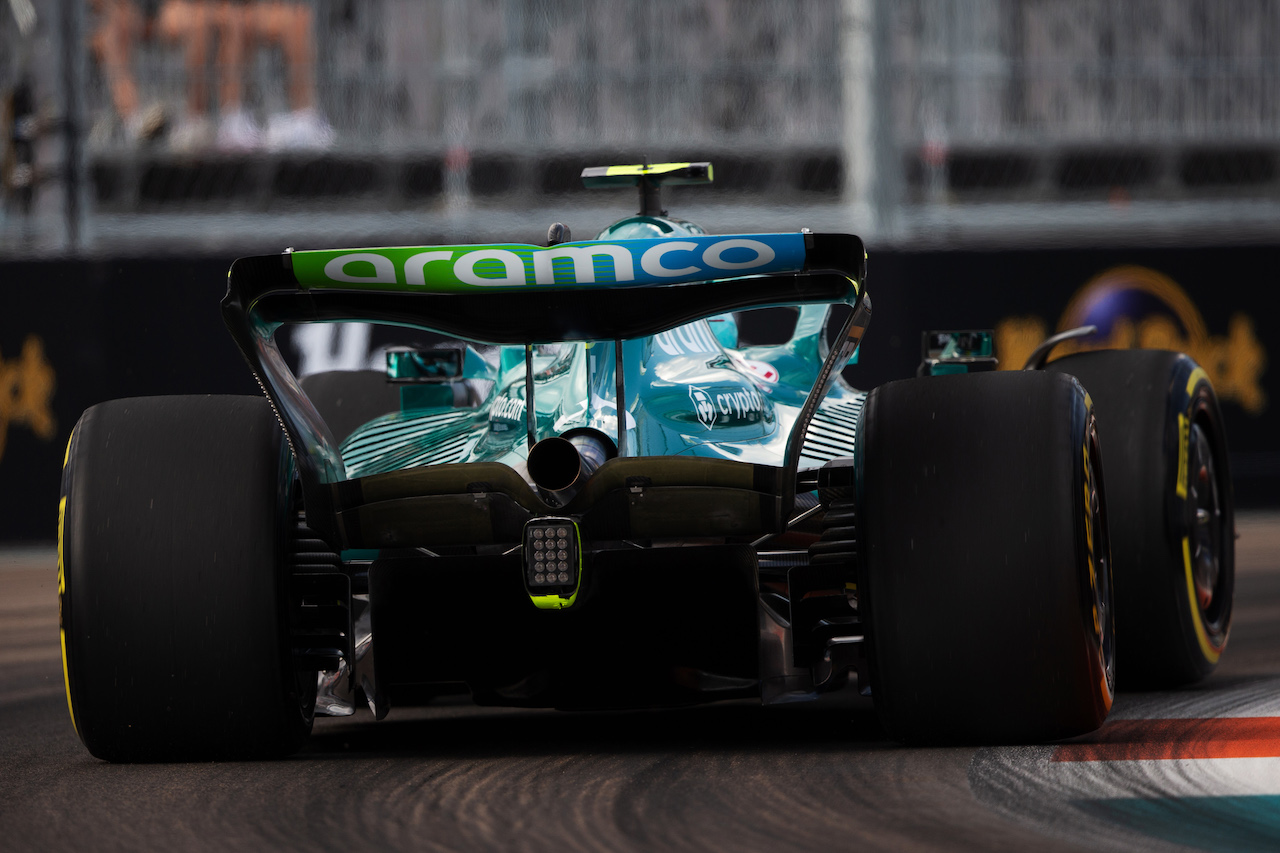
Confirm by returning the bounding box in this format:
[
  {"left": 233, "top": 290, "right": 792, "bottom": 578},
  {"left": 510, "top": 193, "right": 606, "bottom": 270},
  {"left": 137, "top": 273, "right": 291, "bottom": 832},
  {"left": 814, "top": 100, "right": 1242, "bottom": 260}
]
[
  {"left": 918, "top": 330, "right": 998, "bottom": 376},
  {"left": 386, "top": 349, "right": 462, "bottom": 382}
]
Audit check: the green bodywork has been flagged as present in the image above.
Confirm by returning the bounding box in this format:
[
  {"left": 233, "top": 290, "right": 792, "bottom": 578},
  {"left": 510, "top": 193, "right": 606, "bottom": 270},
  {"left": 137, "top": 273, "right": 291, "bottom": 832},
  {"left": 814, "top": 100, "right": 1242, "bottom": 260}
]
[
  {"left": 335, "top": 215, "right": 866, "bottom": 484},
  {"left": 211, "top": 164, "right": 873, "bottom": 701},
  {"left": 221, "top": 173, "right": 871, "bottom": 579}
]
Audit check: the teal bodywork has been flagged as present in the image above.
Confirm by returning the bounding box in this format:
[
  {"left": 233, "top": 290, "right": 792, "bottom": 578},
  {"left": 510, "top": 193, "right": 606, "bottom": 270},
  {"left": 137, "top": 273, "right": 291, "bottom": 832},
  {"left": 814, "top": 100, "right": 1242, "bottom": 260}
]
[
  {"left": 218, "top": 168, "right": 873, "bottom": 710},
  {"left": 337, "top": 213, "right": 866, "bottom": 483}
]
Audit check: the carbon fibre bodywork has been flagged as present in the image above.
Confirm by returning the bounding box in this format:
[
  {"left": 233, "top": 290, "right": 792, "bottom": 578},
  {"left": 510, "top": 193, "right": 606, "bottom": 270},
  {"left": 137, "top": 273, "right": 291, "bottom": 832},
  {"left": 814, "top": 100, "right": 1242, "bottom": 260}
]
[
  {"left": 221, "top": 207, "right": 871, "bottom": 712},
  {"left": 222, "top": 231, "right": 868, "bottom": 548}
]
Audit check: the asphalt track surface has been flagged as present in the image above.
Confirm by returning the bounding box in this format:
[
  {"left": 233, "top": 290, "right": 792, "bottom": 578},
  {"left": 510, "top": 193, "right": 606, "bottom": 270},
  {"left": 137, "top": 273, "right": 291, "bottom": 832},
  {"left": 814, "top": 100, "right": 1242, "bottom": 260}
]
[{"left": 2, "top": 514, "right": 1278, "bottom": 852}]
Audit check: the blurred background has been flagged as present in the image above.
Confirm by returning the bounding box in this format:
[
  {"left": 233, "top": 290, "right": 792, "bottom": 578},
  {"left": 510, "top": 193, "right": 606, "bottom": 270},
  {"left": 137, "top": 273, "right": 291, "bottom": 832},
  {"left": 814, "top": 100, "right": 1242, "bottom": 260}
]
[
  {"left": 1, "top": 0, "right": 1276, "bottom": 538},
  {"left": 6, "top": 0, "right": 1280, "bottom": 253}
]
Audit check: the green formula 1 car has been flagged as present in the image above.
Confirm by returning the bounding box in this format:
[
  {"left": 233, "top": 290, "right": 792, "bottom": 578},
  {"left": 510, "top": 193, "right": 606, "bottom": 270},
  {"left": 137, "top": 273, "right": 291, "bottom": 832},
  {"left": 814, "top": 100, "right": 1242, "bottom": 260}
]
[{"left": 58, "top": 162, "right": 1234, "bottom": 761}]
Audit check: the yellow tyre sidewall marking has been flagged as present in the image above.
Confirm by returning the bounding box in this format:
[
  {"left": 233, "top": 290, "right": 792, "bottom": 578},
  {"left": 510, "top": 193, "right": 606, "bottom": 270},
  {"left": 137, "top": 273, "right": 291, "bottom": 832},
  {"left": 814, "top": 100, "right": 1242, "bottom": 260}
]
[
  {"left": 1175, "top": 412, "right": 1189, "bottom": 499},
  {"left": 1175, "top": 368, "right": 1208, "bottom": 500},
  {"left": 1177, "top": 367, "right": 1222, "bottom": 664},
  {"left": 1186, "top": 366, "right": 1209, "bottom": 397},
  {"left": 1183, "top": 536, "right": 1223, "bottom": 664},
  {"left": 58, "top": 429, "right": 78, "bottom": 736}
]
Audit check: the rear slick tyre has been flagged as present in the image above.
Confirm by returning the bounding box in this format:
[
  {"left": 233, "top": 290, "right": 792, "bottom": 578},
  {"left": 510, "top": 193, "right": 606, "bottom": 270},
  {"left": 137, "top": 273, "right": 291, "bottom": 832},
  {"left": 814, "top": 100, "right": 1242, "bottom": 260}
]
[
  {"left": 59, "top": 395, "right": 313, "bottom": 762},
  {"left": 860, "top": 371, "right": 1115, "bottom": 744},
  {"left": 1048, "top": 349, "right": 1233, "bottom": 687}
]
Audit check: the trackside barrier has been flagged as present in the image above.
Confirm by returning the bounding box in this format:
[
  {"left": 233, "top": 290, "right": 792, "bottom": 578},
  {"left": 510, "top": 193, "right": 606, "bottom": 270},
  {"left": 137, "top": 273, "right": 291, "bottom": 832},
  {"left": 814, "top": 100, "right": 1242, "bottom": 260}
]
[{"left": 2, "top": 245, "right": 1276, "bottom": 540}]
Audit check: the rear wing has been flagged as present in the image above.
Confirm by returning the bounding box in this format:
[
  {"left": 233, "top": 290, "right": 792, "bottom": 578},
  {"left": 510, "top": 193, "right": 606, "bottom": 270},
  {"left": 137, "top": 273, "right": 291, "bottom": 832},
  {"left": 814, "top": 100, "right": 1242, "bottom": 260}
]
[
  {"left": 222, "top": 232, "right": 869, "bottom": 542},
  {"left": 226, "top": 232, "right": 862, "bottom": 340}
]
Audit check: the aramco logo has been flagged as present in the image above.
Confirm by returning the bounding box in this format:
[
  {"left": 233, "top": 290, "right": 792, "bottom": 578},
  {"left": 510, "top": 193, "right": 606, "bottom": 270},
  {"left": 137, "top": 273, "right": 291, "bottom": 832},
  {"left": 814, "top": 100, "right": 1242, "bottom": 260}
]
[
  {"left": 0, "top": 335, "right": 57, "bottom": 464},
  {"left": 996, "top": 266, "right": 1267, "bottom": 414}
]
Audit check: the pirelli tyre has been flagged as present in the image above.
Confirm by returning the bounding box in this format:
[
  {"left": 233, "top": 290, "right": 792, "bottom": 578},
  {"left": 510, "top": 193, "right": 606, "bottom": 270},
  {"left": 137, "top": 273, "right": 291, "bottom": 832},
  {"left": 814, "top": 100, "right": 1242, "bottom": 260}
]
[
  {"left": 859, "top": 370, "right": 1114, "bottom": 744},
  {"left": 1048, "top": 349, "right": 1233, "bottom": 687},
  {"left": 59, "top": 395, "right": 313, "bottom": 762}
]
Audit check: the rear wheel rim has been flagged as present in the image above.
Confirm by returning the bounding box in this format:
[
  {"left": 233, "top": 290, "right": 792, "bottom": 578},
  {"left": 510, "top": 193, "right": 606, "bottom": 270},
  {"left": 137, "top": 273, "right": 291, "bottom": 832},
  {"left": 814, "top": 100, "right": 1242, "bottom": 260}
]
[
  {"left": 1187, "top": 412, "right": 1228, "bottom": 635},
  {"left": 1085, "top": 419, "right": 1115, "bottom": 699}
]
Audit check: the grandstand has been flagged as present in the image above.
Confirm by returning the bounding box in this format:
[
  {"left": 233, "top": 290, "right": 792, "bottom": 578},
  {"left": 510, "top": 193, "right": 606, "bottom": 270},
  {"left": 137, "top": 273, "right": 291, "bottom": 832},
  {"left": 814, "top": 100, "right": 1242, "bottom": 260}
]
[{"left": 3, "top": 0, "right": 1278, "bottom": 255}]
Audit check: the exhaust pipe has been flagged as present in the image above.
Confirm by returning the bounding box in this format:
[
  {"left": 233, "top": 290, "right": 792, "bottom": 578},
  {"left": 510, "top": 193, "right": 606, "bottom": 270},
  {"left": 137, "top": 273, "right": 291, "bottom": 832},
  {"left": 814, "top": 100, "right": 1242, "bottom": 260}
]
[{"left": 527, "top": 428, "right": 616, "bottom": 506}]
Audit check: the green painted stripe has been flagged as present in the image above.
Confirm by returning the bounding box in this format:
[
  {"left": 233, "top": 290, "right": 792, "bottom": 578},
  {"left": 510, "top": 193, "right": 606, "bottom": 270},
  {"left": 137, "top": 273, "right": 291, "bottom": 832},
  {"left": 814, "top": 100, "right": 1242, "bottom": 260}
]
[{"left": 1081, "top": 795, "right": 1280, "bottom": 853}]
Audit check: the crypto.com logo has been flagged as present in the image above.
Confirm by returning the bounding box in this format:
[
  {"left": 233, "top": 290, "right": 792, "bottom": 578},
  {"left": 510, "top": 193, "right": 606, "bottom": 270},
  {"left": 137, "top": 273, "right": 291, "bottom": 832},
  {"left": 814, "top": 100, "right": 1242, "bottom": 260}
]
[
  {"left": 689, "top": 385, "right": 717, "bottom": 430},
  {"left": 997, "top": 266, "right": 1267, "bottom": 414},
  {"left": 0, "top": 335, "right": 56, "bottom": 464}
]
